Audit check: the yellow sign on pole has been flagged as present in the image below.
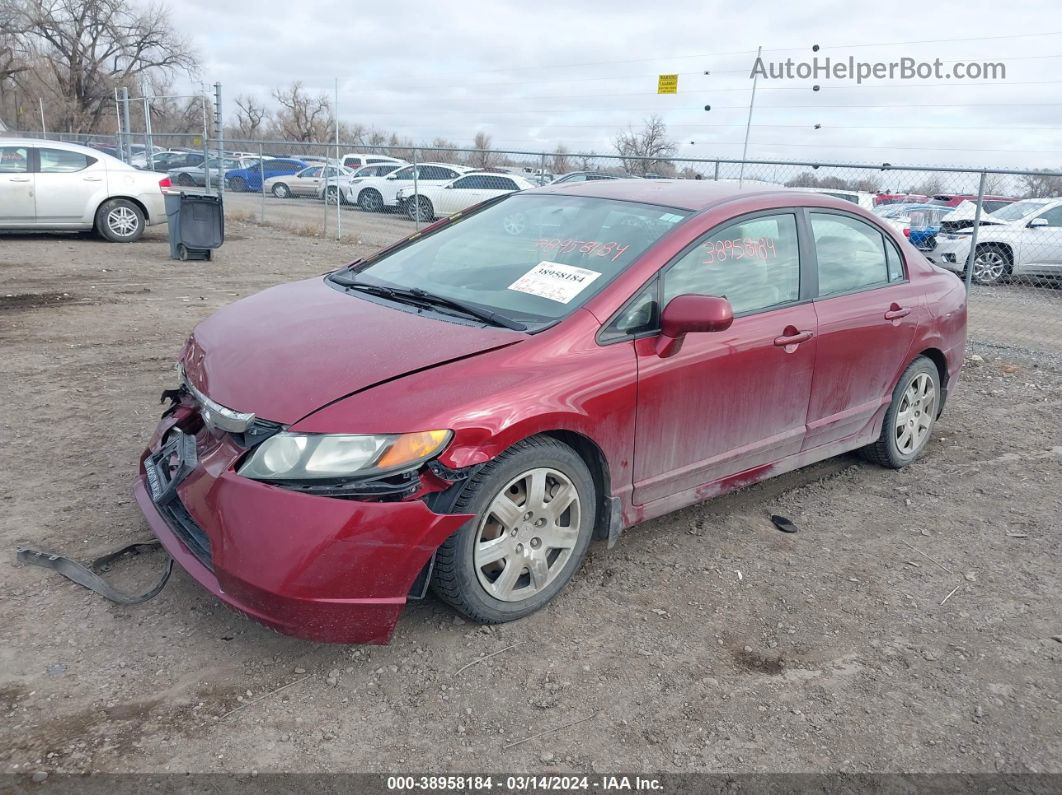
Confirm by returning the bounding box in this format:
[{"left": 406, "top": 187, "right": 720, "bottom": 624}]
[
  {"left": 191, "top": 136, "right": 202, "bottom": 146},
  {"left": 657, "top": 74, "right": 678, "bottom": 94}
]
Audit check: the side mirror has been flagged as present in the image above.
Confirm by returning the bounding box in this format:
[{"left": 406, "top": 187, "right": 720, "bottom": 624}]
[
  {"left": 656, "top": 294, "right": 733, "bottom": 357},
  {"left": 1029, "top": 217, "right": 1049, "bottom": 228}
]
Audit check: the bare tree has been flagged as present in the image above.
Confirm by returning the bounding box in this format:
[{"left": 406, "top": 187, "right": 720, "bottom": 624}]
[
  {"left": 468, "top": 131, "right": 496, "bottom": 169},
  {"left": 576, "top": 149, "right": 597, "bottom": 171},
  {"left": 909, "top": 176, "right": 944, "bottom": 196},
  {"left": 231, "top": 93, "right": 268, "bottom": 139},
  {"left": 270, "top": 81, "right": 332, "bottom": 142},
  {"left": 1020, "top": 169, "right": 1062, "bottom": 198},
  {"left": 551, "top": 143, "right": 571, "bottom": 175},
  {"left": 7, "top": 0, "right": 197, "bottom": 132},
  {"left": 428, "top": 136, "right": 460, "bottom": 163},
  {"left": 613, "top": 115, "right": 676, "bottom": 176}
]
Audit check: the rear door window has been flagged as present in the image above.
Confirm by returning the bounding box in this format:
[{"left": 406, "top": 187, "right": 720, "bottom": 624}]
[
  {"left": 810, "top": 212, "right": 891, "bottom": 296},
  {"left": 38, "top": 148, "right": 96, "bottom": 173}
]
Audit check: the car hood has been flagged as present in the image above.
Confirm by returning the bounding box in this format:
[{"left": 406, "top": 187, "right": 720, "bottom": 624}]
[{"left": 181, "top": 277, "right": 523, "bottom": 424}]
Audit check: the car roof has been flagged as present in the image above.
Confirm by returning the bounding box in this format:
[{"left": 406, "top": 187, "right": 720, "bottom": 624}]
[
  {"left": 3, "top": 137, "right": 128, "bottom": 167},
  {"left": 526, "top": 178, "right": 825, "bottom": 211}
]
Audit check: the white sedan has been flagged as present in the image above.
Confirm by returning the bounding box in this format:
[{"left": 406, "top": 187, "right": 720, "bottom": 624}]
[
  {"left": 398, "top": 172, "right": 536, "bottom": 221},
  {"left": 0, "top": 138, "right": 168, "bottom": 242},
  {"left": 347, "top": 163, "right": 470, "bottom": 212}
]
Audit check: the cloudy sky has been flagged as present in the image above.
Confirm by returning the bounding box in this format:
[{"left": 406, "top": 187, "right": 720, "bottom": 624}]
[{"left": 165, "top": 0, "right": 1061, "bottom": 171}]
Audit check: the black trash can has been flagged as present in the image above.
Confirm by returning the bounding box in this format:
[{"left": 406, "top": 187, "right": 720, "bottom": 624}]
[{"left": 165, "top": 192, "right": 224, "bottom": 261}]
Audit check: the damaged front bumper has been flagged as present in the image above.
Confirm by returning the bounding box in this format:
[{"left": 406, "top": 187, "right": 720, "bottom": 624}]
[{"left": 135, "top": 400, "right": 473, "bottom": 644}]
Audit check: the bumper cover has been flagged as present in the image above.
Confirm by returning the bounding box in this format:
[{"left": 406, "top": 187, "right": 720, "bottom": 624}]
[{"left": 135, "top": 428, "right": 472, "bottom": 644}]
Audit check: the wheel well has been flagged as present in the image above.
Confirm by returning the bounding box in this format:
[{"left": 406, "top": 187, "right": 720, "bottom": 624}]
[
  {"left": 95, "top": 195, "right": 150, "bottom": 226},
  {"left": 917, "top": 347, "right": 948, "bottom": 389},
  {"left": 540, "top": 430, "right": 613, "bottom": 537},
  {"left": 975, "top": 241, "right": 1013, "bottom": 264}
]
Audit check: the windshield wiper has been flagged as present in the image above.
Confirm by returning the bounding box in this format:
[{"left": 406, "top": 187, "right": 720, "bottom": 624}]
[{"left": 335, "top": 277, "right": 526, "bottom": 331}]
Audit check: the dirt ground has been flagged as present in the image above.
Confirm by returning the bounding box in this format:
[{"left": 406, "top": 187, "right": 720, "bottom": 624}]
[{"left": 1, "top": 220, "right": 1060, "bottom": 777}]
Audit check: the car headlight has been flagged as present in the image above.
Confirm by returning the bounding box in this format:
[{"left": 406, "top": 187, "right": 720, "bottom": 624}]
[{"left": 238, "top": 430, "right": 451, "bottom": 481}]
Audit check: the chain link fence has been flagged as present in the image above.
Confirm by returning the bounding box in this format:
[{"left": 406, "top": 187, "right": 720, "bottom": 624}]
[{"left": 3, "top": 128, "right": 1062, "bottom": 359}]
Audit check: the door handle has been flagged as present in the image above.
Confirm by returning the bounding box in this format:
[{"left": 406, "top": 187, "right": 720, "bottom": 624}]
[
  {"left": 83, "top": 176, "right": 103, "bottom": 182},
  {"left": 10, "top": 176, "right": 31, "bottom": 183},
  {"left": 774, "top": 330, "right": 814, "bottom": 347},
  {"left": 884, "top": 305, "right": 911, "bottom": 320}
]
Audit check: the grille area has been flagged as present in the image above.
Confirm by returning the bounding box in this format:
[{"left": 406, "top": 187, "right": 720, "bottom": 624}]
[{"left": 156, "top": 495, "right": 213, "bottom": 570}]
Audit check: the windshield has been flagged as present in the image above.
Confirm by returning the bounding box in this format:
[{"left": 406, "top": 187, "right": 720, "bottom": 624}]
[
  {"left": 989, "top": 199, "right": 1049, "bottom": 222},
  {"left": 338, "top": 193, "right": 690, "bottom": 324}
]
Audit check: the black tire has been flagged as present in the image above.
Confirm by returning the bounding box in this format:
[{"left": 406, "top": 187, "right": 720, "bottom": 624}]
[
  {"left": 176, "top": 172, "right": 195, "bottom": 187},
  {"left": 176, "top": 243, "right": 189, "bottom": 261},
  {"left": 325, "top": 185, "right": 341, "bottom": 205},
  {"left": 95, "top": 198, "right": 145, "bottom": 243},
  {"left": 271, "top": 183, "right": 290, "bottom": 198},
  {"left": 431, "top": 436, "right": 597, "bottom": 623},
  {"left": 970, "top": 244, "right": 1012, "bottom": 285},
  {"left": 407, "top": 195, "right": 434, "bottom": 222},
  {"left": 861, "top": 356, "right": 940, "bottom": 469},
  {"left": 358, "top": 188, "right": 383, "bottom": 212},
  {"left": 230, "top": 176, "right": 248, "bottom": 192}
]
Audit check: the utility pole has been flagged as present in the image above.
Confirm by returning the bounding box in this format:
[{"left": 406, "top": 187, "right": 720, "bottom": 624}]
[
  {"left": 119, "top": 87, "right": 132, "bottom": 164},
  {"left": 738, "top": 45, "right": 761, "bottom": 187},
  {"left": 214, "top": 82, "right": 224, "bottom": 199}
]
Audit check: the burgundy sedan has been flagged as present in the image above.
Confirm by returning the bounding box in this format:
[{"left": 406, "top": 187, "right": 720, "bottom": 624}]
[{"left": 136, "top": 180, "right": 967, "bottom": 644}]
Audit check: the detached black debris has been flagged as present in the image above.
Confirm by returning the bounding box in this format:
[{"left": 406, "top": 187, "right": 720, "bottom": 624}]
[
  {"left": 16, "top": 540, "right": 172, "bottom": 605},
  {"left": 771, "top": 515, "right": 800, "bottom": 534}
]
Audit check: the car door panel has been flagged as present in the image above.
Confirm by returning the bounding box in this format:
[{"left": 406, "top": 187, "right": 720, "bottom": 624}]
[
  {"left": 33, "top": 147, "right": 106, "bottom": 226},
  {"left": 0, "top": 145, "right": 35, "bottom": 225},
  {"left": 631, "top": 209, "right": 815, "bottom": 505},
  {"left": 803, "top": 283, "right": 923, "bottom": 449},
  {"left": 633, "top": 304, "right": 817, "bottom": 504},
  {"left": 802, "top": 210, "right": 924, "bottom": 450}
]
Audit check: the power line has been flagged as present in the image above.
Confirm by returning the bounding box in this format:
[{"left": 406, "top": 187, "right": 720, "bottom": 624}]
[{"left": 423, "top": 30, "right": 1062, "bottom": 76}]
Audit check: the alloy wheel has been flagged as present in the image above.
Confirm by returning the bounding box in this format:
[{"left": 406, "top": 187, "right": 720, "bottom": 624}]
[
  {"left": 895, "top": 373, "right": 936, "bottom": 455},
  {"left": 973, "top": 250, "right": 1007, "bottom": 284},
  {"left": 473, "top": 467, "right": 581, "bottom": 603},
  {"left": 106, "top": 206, "right": 139, "bottom": 238}
]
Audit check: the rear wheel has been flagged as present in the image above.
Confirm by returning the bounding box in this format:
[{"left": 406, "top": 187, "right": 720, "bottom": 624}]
[
  {"left": 358, "top": 188, "right": 384, "bottom": 212},
  {"left": 431, "top": 436, "right": 596, "bottom": 623},
  {"left": 95, "top": 199, "right": 144, "bottom": 243},
  {"left": 861, "top": 356, "right": 940, "bottom": 468},
  {"left": 971, "top": 244, "right": 1011, "bottom": 285},
  {"left": 271, "top": 183, "right": 291, "bottom": 198}
]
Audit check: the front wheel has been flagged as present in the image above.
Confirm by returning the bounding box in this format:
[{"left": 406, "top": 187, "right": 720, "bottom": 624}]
[
  {"left": 176, "top": 173, "right": 195, "bottom": 187},
  {"left": 271, "top": 183, "right": 290, "bottom": 198},
  {"left": 358, "top": 188, "right": 384, "bottom": 212},
  {"left": 325, "top": 186, "right": 340, "bottom": 204},
  {"left": 971, "top": 244, "right": 1011, "bottom": 285},
  {"left": 431, "top": 436, "right": 596, "bottom": 623},
  {"left": 95, "top": 198, "right": 144, "bottom": 243},
  {"left": 407, "top": 195, "right": 434, "bottom": 222},
  {"left": 861, "top": 356, "right": 940, "bottom": 468},
  {"left": 230, "top": 176, "right": 248, "bottom": 192}
]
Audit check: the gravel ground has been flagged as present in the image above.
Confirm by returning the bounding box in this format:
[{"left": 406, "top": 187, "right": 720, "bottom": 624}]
[{"left": 1, "top": 222, "right": 1060, "bottom": 777}]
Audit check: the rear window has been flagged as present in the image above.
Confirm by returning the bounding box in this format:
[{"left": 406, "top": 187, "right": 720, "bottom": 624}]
[{"left": 38, "top": 148, "right": 96, "bottom": 173}]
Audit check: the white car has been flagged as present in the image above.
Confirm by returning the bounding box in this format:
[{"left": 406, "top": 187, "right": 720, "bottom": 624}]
[
  {"left": 926, "top": 197, "right": 1062, "bottom": 284},
  {"left": 398, "top": 172, "right": 535, "bottom": 221},
  {"left": 348, "top": 162, "right": 470, "bottom": 212},
  {"left": 339, "top": 152, "right": 405, "bottom": 171},
  {"left": 321, "top": 162, "right": 406, "bottom": 204},
  {"left": 1, "top": 138, "right": 168, "bottom": 242}
]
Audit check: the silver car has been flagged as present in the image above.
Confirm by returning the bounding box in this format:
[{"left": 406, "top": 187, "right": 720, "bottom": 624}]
[
  {"left": 0, "top": 139, "right": 167, "bottom": 242},
  {"left": 170, "top": 156, "right": 257, "bottom": 188}
]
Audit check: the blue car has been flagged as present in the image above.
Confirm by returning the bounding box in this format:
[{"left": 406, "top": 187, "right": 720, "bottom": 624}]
[
  {"left": 877, "top": 203, "right": 950, "bottom": 250},
  {"left": 225, "top": 158, "right": 308, "bottom": 192}
]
